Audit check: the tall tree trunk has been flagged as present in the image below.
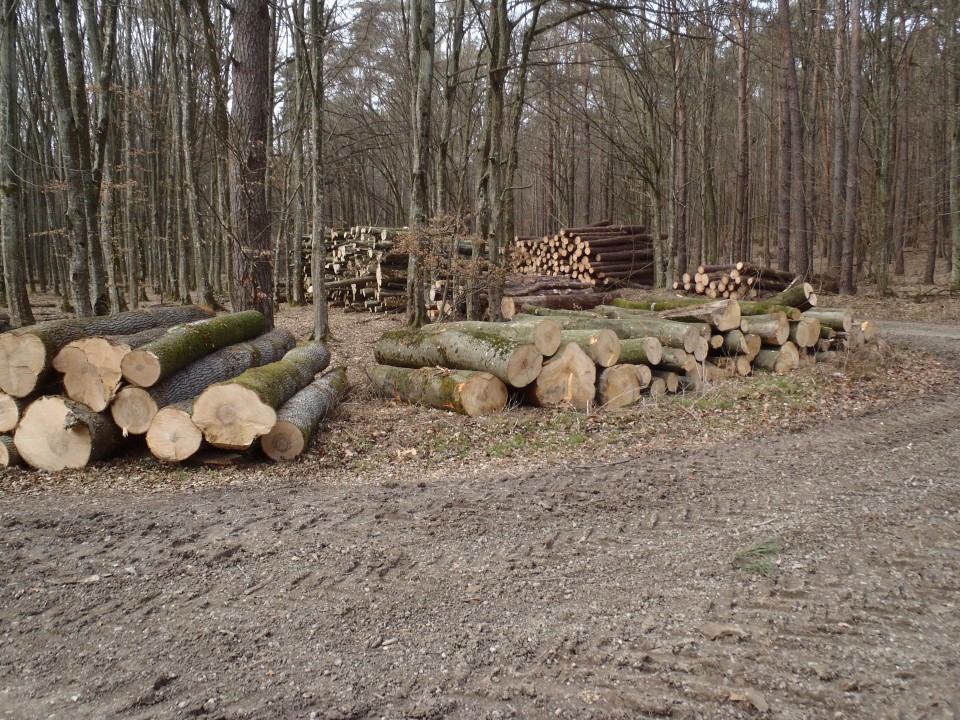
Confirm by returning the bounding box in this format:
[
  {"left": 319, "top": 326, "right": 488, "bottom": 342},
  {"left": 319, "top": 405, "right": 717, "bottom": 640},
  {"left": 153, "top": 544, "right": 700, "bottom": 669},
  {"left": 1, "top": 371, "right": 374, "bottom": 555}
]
[
  {"left": 1, "top": 0, "right": 33, "bottom": 326},
  {"left": 840, "top": 0, "right": 862, "bottom": 294},
  {"left": 776, "top": 0, "right": 792, "bottom": 272},
  {"left": 733, "top": 0, "right": 750, "bottom": 263},
  {"left": 829, "top": 0, "right": 847, "bottom": 276},
  {"left": 229, "top": 0, "right": 274, "bottom": 327},
  {"left": 951, "top": 0, "right": 960, "bottom": 291}
]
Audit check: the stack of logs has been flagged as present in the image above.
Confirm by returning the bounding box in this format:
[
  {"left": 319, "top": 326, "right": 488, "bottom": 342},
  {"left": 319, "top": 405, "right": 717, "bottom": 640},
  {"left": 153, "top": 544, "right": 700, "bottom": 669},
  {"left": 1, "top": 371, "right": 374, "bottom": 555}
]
[
  {"left": 675, "top": 262, "right": 839, "bottom": 298},
  {"left": 513, "top": 221, "right": 656, "bottom": 286},
  {"left": 0, "top": 308, "right": 348, "bottom": 470},
  {"left": 369, "top": 282, "right": 876, "bottom": 418}
]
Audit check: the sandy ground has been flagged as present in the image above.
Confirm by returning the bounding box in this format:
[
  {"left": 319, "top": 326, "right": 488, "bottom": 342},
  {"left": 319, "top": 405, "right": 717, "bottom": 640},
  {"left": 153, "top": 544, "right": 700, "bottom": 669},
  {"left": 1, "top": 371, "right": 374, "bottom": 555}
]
[{"left": 0, "top": 310, "right": 958, "bottom": 719}]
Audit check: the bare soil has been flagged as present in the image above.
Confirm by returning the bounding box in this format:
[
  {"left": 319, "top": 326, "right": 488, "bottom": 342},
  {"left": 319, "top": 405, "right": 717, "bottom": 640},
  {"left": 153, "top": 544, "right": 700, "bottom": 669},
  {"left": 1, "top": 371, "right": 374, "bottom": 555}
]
[{"left": 1, "top": 295, "right": 959, "bottom": 719}]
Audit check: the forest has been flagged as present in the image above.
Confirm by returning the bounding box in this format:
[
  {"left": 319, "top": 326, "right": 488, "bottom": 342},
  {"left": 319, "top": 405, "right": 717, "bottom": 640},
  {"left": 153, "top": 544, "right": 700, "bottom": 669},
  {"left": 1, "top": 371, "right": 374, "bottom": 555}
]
[{"left": 1, "top": 0, "right": 958, "bottom": 332}]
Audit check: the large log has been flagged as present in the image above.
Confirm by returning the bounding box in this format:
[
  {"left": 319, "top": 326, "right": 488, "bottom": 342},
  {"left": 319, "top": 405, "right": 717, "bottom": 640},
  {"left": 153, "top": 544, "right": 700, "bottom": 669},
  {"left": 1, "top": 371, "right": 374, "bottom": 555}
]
[
  {"left": 559, "top": 329, "right": 620, "bottom": 367},
  {"left": 738, "top": 300, "right": 802, "bottom": 320},
  {"left": 121, "top": 310, "right": 267, "bottom": 388},
  {"left": 369, "top": 365, "right": 507, "bottom": 417},
  {"left": 596, "top": 365, "right": 642, "bottom": 409},
  {"left": 614, "top": 298, "right": 741, "bottom": 332},
  {"left": 802, "top": 308, "right": 853, "bottom": 332},
  {"left": 540, "top": 310, "right": 701, "bottom": 354},
  {"left": 146, "top": 400, "right": 203, "bottom": 463},
  {"left": 500, "top": 291, "right": 619, "bottom": 320},
  {"left": 740, "top": 312, "right": 790, "bottom": 345},
  {"left": 421, "top": 319, "right": 561, "bottom": 357},
  {"left": 110, "top": 328, "right": 297, "bottom": 435},
  {"left": 768, "top": 282, "right": 817, "bottom": 310},
  {"left": 0, "top": 434, "right": 20, "bottom": 467},
  {"left": 374, "top": 327, "right": 542, "bottom": 388},
  {"left": 192, "top": 343, "right": 332, "bottom": 450},
  {"left": 0, "top": 305, "right": 214, "bottom": 397},
  {"left": 650, "top": 369, "right": 680, "bottom": 392},
  {"left": 14, "top": 396, "right": 120, "bottom": 471},
  {"left": 261, "top": 367, "right": 350, "bottom": 461},
  {"left": 659, "top": 347, "right": 696, "bottom": 373},
  {"left": 789, "top": 317, "right": 821, "bottom": 348},
  {"left": 525, "top": 342, "right": 596, "bottom": 410},
  {"left": 753, "top": 342, "right": 800, "bottom": 373},
  {"left": 52, "top": 327, "right": 167, "bottom": 412}
]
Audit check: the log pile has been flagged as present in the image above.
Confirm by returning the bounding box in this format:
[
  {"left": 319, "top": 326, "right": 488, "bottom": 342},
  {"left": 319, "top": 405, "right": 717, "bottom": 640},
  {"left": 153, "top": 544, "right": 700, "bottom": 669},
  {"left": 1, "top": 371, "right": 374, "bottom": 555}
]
[
  {"left": 370, "top": 288, "right": 877, "bottom": 418},
  {"left": 513, "top": 221, "right": 656, "bottom": 287},
  {"left": 0, "top": 309, "right": 348, "bottom": 470},
  {"left": 674, "top": 262, "right": 840, "bottom": 298}
]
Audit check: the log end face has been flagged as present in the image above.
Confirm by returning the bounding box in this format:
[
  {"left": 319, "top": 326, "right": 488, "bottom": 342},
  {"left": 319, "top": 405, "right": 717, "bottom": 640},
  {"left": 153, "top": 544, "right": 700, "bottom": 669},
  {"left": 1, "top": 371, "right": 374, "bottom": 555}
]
[
  {"left": 121, "top": 350, "right": 162, "bottom": 387},
  {"left": 459, "top": 373, "right": 508, "bottom": 418},
  {"left": 532, "top": 320, "right": 562, "bottom": 357},
  {"left": 593, "top": 330, "right": 621, "bottom": 368},
  {"left": 193, "top": 384, "right": 277, "bottom": 450},
  {"left": 0, "top": 393, "right": 19, "bottom": 433},
  {"left": 261, "top": 421, "right": 305, "bottom": 461},
  {"left": 0, "top": 334, "right": 45, "bottom": 397},
  {"left": 111, "top": 387, "right": 159, "bottom": 435},
  {"left": 14, "top": 397, "right": 92, "bottom": 471},
  {"left": 506, "top": 345, "right": 543, "bottom": 388},
  {"left": 146, "top": 407, "right": 203, "bottom": 463}
]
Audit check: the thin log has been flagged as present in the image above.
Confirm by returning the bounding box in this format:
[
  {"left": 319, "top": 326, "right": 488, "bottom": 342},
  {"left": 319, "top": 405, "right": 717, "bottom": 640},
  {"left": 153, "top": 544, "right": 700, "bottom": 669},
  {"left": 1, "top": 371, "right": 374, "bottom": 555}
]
[
  {"left": 261, "top": 367, "right": 350, "bottom": 461},
  {"left": 803, "top": 308, "right": 853, "bottom": 332},
  {"left": 617, "top": 337, "right": 663, "bottom": 366}
]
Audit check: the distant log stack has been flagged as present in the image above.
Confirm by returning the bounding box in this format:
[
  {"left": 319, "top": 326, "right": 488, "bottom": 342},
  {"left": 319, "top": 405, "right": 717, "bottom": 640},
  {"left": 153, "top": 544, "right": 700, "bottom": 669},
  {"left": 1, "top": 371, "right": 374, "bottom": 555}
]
[
  {"left": 674, "top": 262, "right": 839, "bottom": 298},
  {"left": 1, "top": 311, "right": 347, "bottom": 471},
  {"left": 513, "top": 221, "right": 657, "bottom": 287}
]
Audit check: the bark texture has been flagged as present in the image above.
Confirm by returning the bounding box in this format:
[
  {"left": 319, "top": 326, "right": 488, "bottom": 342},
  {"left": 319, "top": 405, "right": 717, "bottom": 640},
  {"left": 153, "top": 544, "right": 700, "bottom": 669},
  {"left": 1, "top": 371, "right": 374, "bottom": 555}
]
[
  {"left": 261, "top": 366, "right": 349, "bottom": 461},
  {"left": 369, "top": 365, "right": 507, "bottom": 418}
]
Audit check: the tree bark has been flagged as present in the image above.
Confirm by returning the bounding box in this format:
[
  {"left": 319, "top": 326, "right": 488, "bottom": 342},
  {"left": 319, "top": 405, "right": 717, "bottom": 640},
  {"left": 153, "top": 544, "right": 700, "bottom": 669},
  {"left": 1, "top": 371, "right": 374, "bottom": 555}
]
[
  {"left": 369, "top": 365, "right": 507, "bottom": 418},
  {"left": 260, "top": 365, "right": 348, "bottom": 461},
  {"left": 841, "top": 0, "right": 861, "bottom": 294}
]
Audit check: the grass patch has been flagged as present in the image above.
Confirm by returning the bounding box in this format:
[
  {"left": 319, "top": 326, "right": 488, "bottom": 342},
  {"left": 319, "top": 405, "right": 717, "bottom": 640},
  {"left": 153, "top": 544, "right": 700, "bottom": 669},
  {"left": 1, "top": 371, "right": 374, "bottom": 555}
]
[{"left": 734, "top": 536, "right": 782, "bottom": 576}]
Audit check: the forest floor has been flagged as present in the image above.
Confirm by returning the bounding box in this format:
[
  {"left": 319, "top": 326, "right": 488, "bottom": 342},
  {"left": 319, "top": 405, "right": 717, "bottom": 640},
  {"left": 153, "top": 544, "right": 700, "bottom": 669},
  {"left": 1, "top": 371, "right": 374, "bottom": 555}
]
[{"left": 1, "top": 256, "right": 959, "bottom": 719}]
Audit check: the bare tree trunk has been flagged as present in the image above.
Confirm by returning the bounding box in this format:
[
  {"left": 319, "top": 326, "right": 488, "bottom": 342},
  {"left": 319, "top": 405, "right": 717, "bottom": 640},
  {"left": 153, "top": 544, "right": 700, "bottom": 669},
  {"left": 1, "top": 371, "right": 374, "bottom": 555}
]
[
  {"left": 951, "top": 1, "right": 960, "bottom": 291},
  {"left": 776, "top": 0, "right": 792, "bottom": 272},
  {"left": 1, "top": 0, "right": 33, "bottom": 326},
  {"left": 229, "top": 0, "right": 274, "bottom": 327},
  {"left": 829, "top": 0, "right": 847, "bottom": 276},
  {"left": 841, "top": 0, "right": 862, "bottom": 294},
  {"left": 733, "top": 0, "right": 750, "bottom": 263}
]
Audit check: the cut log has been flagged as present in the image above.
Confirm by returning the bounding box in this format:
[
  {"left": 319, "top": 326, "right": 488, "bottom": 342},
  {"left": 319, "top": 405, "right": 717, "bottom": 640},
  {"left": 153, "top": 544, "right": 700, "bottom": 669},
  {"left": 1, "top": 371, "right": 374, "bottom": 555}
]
[
  {"left": 650, "top": 369, "right": 679, "bottom": 393},
  {"left": 52, "top": 327, "right": 168, "bottom": 412},
  {"left": 121, "top": 310, "right": 267, "bottom": 388},
  {"left": 737, "top": 300, "right": 801, "bottom": 320},
  {"left": 551, "top": 311, "right": 701, "bottom": 353},
  {"left": 768, "top": 282, "right": 817, "bottom": 310},
  {"left": 803, "top": 308, "right": 853, "bottom": 332},
  {"left": 617, "top": 337, "right": 663, "bottom": 366},
  {"left": 0, "top": 392, "right": 30, "bottom": 433},
  {"left": 374, "top": 327, "right": 542, "bottom": 388},
  {"left": 753, "top": 342, "right": 800, "bottom": 373},
  {"left": 659, "top": 348, "right": 696, "bottom": 374},
  {"left": 110, "top": 328, "right": 297, "bottom": 435},
  {"left": 261, "top": 367, "right": 350, "bottom": 461},
  {"left": 860, "top": 320, "right": 878, "bottom": 342},
  {"left": 500, "top": 291, "right": 619, "bottom": 320},
  {"left": 647, "top": 376, "right": 667, "bottom": 398},
  {"left": 421, "top": 319, "right": 561, "bottom": 357},
  {"left": 691, "top": 336, "right": 710, "bottom": 362},
  {"left": 559, "top": 329, "right": 620, "bottom": 367},
  {"left": 14, "top": 396, "right": 120, "bottom": 471},
  {"left": 146, "top": 400, "right": 204, "bottom": 463},
  {"left": 740, "top": 312, "right": 790, "bottom": 345},
  {"left": 0, "top": 434, "right": 21, "bottom": 467},
  {"left": 525, "top": 342, "right": 596, "bottom": 410},
  {"left": 632, "top": 363, "right": 653, "bottom": 388},
  {"left": 369, "top": 365, "right": 507, "bottom": 417},
  {"left": 789, "top": 317, "right": 821, "bottom": 348},
  {"left": 596, "top": 364, "right": 642, "bottom": 409},
  {"left": 0, "top": 305, "right": 214, "bottom": 397},
  {"left": 688, "top": 361, "right": 735, "bottom": 382},
  {"left": 712, "top": 354, "right": 752, "bottom": 376},
  {"left": 613, "top": 298, "right": 741, "bottom": 332},
  {"left": 192, "top": 343, "right": 332, "bottom": 450}
]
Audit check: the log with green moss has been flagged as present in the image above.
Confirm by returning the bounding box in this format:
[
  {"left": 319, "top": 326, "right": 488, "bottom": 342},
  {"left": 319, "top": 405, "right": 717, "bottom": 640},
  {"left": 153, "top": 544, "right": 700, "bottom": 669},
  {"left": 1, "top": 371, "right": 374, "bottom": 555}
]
[
  {"left": 802, "top": 308, "right": 852, "bottom": 332},
  {"left": 501, "top": 291, "right": 620, "bottom": 320},
  {"left": 369, "top": 365, "right": 507, "bottom": 418},
  {"left": 374, "top": 327, "right": 542, "bottom": 388},
  {"left": 121, "top": 310, "right": 267, "bottom": 388},
  {"left": 261, "top": 367, "right": 350, "bottom": 461},
  {"left": 737, "top": 301, "right": 801, "bottom": 320},
  {"left": 659, "top": 347, "right": 696, "bottom": 374},
  {"left": 192, "top": 343, "right": 332, "bottom": 450},
  {"left": 616, "top": 336, "right": 663, "bottom": 366},
  {"left": 0, "top": 305, "right": 214, "bottom": 398},
  {"left": 767, "top": 282, "right": 817, "bottom": 310},
  {"left": 421, "top": 319, "right": 561, "bottom": 357},
  {"left": 0, "top": 434, "right": 20, "bottom": 467},
  {"left": 14, "top": 396, "right": 120, "bottom": 471},
  {"left": 111, "top": 328, "right": 297, "bottom": 435},
  {"left": 516, "top": 312, "right": 700, "bottom": 354}
]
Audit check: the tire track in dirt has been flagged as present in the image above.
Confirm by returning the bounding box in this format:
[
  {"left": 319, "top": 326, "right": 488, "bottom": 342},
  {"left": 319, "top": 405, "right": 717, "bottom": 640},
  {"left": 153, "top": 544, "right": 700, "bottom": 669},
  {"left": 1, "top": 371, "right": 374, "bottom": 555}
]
[{"left": 1, "top": 323, "right": 958, "bottom": 719}]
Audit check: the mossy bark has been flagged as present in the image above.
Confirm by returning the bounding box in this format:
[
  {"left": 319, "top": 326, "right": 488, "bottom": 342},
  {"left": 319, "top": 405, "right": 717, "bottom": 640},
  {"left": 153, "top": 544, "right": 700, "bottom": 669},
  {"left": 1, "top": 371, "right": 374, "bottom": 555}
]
[
  {"left": 738, "top": 301, "right": 801, "bottom": 320},
  {"left": 369, "top": 365, "right": 507, "bottom": 418},
  {"left": 0, "top": 305, "right": 214, "bottom": 397},
  {"left": 617, "top": 337, "right": 663, "bottom": 366},
  {"left": 121, "top": 310, "right": 267, "bottom": 387},
  {"left": 374, "top": 327, "right": 542, "bottom": 388},
  {"left": 261, "top": 367, "right": 350, "bottom": 461},
  {"left": 520, "top": 312, "right": 700, "bottom": 353},
  {"left": 420, "top": 319, "right": 561, "bottom": 357},
  {"left": 768, "top": 282, "right": 816, "bottom": 309},
  {"left": 802, "top": 308, "right": 852, "bottom": 332}
]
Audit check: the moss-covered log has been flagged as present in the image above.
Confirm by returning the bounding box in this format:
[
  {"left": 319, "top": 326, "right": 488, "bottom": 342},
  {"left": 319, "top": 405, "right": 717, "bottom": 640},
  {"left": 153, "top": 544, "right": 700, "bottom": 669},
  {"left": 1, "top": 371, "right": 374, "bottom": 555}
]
[
  {"left": 121, "top": 310, "right": 267, "bottom": 388},
  {"left": 737, "top": 301, "right": 801, "bottom": 320},
  {"left": 111, "top": 328, "right": 296, "bottom": 435},
  {"left": 721, "top": 329, "right": 762, "bottom": 359},
  {"left": 617, "top": 337, "right": 663, "bottom": 366},
  {"left": 0, "top": 434, "right": 21, "bottom": 467},
  {"left": 753, "top": 342, "right": 800, "bottom": 373},
  {"left": 261, "top": 367, "right": 350, "bottom": 461},
  {"left": 520, "top": 312, "right": 700, "bottom": 354},
  {"left": 596, "top": 364, "right": 642, "bottom": 409},
  {"left": 525, "top": 342, "right": 596, "bottom": 410},
  {"left": 768, "top": 282, "right": 817, "bottom": 310},
  {"left": 0, "top": 305, "right": 214, "bottom": 397},
  {"left": 14, "top": 396, "right": 120, "bottom": 471},
  {"left": 740, "top": 312, "right": 790, "bottom": 345},
  {"left": 421, "top": 319, "right": 561, "bottom": 357},
  {"left": 192, "top": 343, "right": 332, "bottom": 450},
  {"left": 145, "top": 400, "right": 203, "bottom": 463},
  {"left": 802, "top": 308, "right": 852, "bottom": 332},
  {"left": 374, "top": 327, "right": 542, "bottom": 388},
  {"left": 369, "top": 365, "right": 507, "bottom": 418},
  {"left": 52, "top": 327, "right": 168, "bottom": 412},
  {"left": 559, "top": 329, "right": 620, "bottom": 367}
]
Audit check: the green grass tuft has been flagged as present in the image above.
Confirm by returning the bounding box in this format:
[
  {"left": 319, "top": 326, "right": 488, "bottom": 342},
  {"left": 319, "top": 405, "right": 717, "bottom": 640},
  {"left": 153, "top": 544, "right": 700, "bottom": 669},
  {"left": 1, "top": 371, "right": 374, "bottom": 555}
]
[{"left": 734, "top": 536, "right": 782, "bottom": 576}]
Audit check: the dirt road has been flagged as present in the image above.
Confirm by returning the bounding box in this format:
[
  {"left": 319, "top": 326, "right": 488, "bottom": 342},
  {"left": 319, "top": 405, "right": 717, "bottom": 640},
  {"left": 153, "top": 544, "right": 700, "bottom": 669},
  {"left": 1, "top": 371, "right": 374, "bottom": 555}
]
[{"left": 1, "top": 322, "right": 958, "bottom": 720}]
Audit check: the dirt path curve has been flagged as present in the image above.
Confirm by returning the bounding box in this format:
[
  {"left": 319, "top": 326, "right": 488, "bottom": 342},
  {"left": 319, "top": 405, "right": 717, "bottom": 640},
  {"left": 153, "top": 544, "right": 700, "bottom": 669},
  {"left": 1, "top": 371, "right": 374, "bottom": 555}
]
[{"left": 2, "top": 323, "right": 959, "bottom": 720}]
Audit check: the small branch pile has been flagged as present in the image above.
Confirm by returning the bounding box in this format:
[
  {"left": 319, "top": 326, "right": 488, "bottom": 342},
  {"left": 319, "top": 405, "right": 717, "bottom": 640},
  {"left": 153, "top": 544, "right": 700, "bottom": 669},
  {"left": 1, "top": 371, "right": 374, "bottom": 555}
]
[
  {"left": 368, "top": 282, "right": 877, "bottom": 418},
  {"left": 675, "top": 262, "right": 839, "bottom": 298},
  {"left": 513, "top": 221, "right": 655, "bottom": 286},
  {"left": 0, "top": 309, "right": 348, "bottom": 470}
]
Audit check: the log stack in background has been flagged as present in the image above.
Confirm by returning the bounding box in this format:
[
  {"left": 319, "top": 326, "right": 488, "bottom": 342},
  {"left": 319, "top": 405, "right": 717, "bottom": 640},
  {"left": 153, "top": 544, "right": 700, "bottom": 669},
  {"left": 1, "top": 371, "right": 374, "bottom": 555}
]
[
  {"left": 674, "top": 262, "right": 840, "bottom": 299},
  {"left": 369, "top": 286, "right": 878, "bottom": 418},
  {"left": 0, "top": 308, "right": 348, "bottom": 470}
]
